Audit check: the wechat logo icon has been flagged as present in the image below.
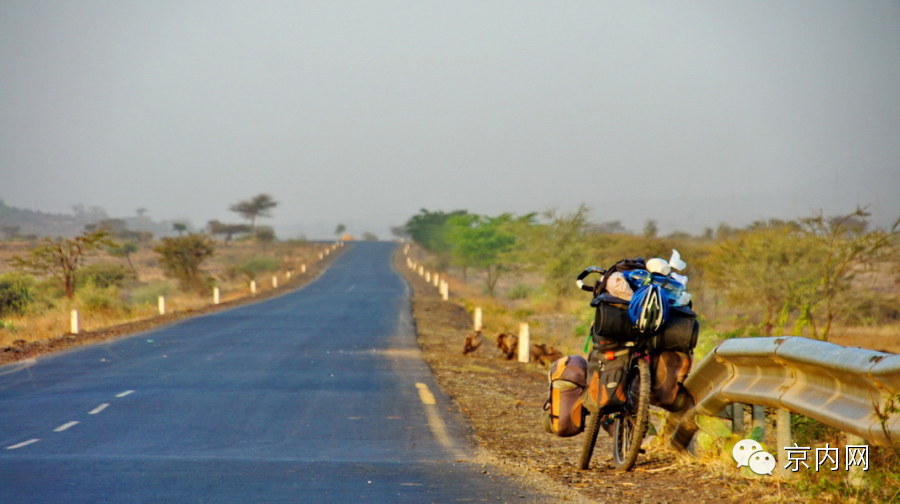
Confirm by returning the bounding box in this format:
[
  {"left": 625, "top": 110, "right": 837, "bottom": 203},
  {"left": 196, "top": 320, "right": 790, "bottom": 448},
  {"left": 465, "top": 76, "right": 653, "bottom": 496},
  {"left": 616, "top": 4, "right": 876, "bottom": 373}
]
[{"left": 732, "top": 438, "right": 776, "bottom": 476}]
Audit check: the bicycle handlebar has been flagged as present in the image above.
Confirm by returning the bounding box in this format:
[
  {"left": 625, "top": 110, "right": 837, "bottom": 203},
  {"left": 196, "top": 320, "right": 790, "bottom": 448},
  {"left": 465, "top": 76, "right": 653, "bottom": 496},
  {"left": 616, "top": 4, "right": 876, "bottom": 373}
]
[{"left": 575, "top": 266, "right": 606, "bottom": 292}]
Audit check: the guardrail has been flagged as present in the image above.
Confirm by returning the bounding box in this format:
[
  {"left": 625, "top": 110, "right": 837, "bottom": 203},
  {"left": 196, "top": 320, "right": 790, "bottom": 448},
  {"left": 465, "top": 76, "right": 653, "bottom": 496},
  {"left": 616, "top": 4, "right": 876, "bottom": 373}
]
[{"left": 666, "top": 336, "right": 899, "bottom": 451}]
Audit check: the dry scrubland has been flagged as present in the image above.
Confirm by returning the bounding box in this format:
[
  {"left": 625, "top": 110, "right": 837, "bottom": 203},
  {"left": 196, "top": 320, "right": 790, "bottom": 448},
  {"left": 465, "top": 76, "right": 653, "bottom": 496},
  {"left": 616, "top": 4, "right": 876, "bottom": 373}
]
[
  {"left": 400, "top": 236, "right": 898, "bottom": 503},
  {"left": 0, "top": 239, "right": 337, "bottom": 350}
]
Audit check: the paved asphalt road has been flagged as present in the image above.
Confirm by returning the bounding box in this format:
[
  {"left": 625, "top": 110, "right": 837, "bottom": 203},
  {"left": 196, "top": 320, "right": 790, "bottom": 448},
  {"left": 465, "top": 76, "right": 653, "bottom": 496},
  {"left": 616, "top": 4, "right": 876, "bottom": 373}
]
[{"left": 0, "top": 242, "right": 539, "bottom": 503}]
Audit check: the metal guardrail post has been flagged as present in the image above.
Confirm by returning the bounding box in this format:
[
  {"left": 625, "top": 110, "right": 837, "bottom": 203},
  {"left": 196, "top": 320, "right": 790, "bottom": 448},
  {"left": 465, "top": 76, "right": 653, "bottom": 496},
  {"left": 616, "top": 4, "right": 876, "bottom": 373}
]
[
  {"left": 732, "top": 403, "right": 744, "bottom": 434},
  {"left": 752, "top": 405, "right": 766, "bottom": 436},
  {"left": 775, "top": 409, "right": 792, "bottom": 479}
]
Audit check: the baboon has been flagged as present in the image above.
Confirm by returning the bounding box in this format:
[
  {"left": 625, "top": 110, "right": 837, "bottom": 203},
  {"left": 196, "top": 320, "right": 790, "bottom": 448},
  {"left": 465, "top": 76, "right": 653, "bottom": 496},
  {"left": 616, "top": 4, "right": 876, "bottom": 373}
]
[
  {"left": 462, "top": 331, "right": 482, "bottom": 355},
  {"left": 530, "top": 343, "right": 563, "bottom": 366},
  {"left": 496, "top": 332, "right": 518, "bottom": 359}
]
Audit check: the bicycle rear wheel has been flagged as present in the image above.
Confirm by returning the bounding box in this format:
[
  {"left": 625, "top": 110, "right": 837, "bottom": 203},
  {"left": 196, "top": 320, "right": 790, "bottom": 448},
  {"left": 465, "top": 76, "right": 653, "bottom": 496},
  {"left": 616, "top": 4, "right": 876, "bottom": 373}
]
[{"left": 612, "top": 357, "right": 650, "bottom": 471}]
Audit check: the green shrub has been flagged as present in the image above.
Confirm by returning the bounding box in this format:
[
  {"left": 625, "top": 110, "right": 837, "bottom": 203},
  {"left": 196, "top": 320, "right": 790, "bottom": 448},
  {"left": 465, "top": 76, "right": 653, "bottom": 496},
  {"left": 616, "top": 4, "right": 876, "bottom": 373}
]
[
  {"left": 153, "top": 234, "right": 215, "bottom": 293},
  {"left": 77, "top": 283, "right": 128, "bottom": 314},
  {"left": 128, "top": 282, "right": 175, "bottom": 306},
  {"left": 78, "top": 262, "right": 137, "bottom": 289},
  {"left": 0, "top": 274, "right": 34, "bottom": 316},
  {"left": 507, "top": 283, "right": 532, "bottom": 300},
  {"left": 513, "top": 308, "right": 534, "bottom": 319},
  {"left": 224, "top": 266, "right": 254, "bottom": 282},
  {"left": 242, "top": 256, "right": 280, "bottom": 274}
]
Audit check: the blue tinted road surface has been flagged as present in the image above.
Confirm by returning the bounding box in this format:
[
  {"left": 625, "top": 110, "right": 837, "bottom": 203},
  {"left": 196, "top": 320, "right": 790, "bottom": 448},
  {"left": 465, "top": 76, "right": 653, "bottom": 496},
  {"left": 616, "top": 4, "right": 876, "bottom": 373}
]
[{"left": 0, "top": 242, "right": 539, "bottom": 503}]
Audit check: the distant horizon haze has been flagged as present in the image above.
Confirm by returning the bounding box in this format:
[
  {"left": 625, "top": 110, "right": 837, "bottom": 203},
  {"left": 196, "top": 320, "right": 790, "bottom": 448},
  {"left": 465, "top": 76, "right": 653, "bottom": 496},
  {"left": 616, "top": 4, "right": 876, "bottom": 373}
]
[{"left": 2, "top": 1, "right": 898, "bottom": 239}]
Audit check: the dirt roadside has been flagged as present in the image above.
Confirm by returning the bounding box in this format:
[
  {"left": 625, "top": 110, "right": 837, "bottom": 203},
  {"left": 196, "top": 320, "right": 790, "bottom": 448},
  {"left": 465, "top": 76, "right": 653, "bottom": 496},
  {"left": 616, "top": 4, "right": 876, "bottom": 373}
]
[
  {"left": 394, "top": 252, "right": 791, "bottom": 504},
  {"left": 0, "top": 244, "right": 344, "bottom": 366}
]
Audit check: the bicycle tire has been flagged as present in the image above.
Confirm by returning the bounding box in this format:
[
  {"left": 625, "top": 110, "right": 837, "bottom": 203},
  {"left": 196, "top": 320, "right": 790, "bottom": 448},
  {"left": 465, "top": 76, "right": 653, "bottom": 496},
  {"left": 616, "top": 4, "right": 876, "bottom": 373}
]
[
  {"left": 579, "top": 410, "right": 602, "bottom": 470},
  {"left": 612, "top": 357, "right": 651, "bottom": 471}
]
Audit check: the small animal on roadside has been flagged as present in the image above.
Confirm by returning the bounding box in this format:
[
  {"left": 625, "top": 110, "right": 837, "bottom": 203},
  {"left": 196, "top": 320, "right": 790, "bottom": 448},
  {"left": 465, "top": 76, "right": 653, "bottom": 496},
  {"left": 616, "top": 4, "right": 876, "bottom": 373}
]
[
  {"left": 530, "top": 343, "right": 563, "bottom": 366},
  {"left": 496, "top": 332, "right": 518, "bottom": 360},
  {"left": 463, "top": 331, "right": 483, "bottom": 355}
]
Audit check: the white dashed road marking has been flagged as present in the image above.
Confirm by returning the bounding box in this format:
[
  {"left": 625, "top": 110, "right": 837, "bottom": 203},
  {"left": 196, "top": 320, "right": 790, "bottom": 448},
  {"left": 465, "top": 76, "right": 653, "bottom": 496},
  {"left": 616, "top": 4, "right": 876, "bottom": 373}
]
[
  {"left": 115, "top": 390, "right": 134, "bottom": 398},
  {"left": 6, "top": 439, "right": 40, "bottom": 450},
  {"left": 88, "top": 403, "right": 110, "bottom": 415},
  {"left": 53, "top": 421, "right": 79, "bottom": 432}
]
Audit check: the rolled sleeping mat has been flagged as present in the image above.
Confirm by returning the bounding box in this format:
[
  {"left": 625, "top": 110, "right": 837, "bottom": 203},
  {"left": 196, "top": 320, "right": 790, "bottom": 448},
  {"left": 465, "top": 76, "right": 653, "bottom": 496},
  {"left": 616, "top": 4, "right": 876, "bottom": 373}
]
[{"left": 652, "top": 311, "right": 699, "bottom": 352}]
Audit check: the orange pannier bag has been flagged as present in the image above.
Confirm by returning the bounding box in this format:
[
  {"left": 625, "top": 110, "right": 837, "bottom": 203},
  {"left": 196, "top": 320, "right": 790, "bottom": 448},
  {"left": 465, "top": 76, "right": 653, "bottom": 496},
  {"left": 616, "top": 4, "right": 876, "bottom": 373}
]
[{"left": 542, "top": 355, "right": 587, "bottom": 437}]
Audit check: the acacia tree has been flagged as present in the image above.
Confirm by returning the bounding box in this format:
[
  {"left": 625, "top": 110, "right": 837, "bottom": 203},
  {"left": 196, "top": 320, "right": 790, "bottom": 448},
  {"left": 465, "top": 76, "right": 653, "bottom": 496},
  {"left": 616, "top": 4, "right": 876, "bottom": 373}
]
[
  {"left": 207, "top": 220, "right": 252, "bottom": 243},
  {"left": 108, "top": 241, "right": 139, "bottom": 273},
  {"left": 796, "top": 208, "right": 898, "bottom": 340},
  {"left": 154, "top": 234, "right": 215, "bottom": 293},
  {"left": 405, "top": 209, "right": 468, "bottom": 269},
  {"left": 520, "top": 206, "right": 592, "bottom": 304},
  {"left": 229, "top": 194, "right": 278, "bottom": 231},
  {"left": 706, "top": 221, "right": 822, "bottom": 336},
  {"left": 9, "top": 229, "right": 113, "bottom": 299},
  {"left": 445, "top": 213, "right": 521, "bottom": 297},
  {"left": 254, "top": 226, "right": 276, "bottom": 250},
  {"left": 405, "top": 209, "right": 467, "bottom": 252}
]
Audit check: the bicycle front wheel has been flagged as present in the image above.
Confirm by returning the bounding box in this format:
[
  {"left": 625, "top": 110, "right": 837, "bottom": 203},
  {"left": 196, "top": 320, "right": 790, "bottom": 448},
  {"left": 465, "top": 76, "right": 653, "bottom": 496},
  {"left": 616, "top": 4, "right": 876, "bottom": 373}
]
[
  {"left": 612, "top": 357, "right": 650, "bottom": 471},
  {"left": 579, "top": 410, "right": 602, "bottom": 470}
]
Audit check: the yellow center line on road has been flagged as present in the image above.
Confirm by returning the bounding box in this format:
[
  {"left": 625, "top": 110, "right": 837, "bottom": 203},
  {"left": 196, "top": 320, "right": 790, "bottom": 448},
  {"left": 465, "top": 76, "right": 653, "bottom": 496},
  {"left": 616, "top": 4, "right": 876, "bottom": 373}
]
[
  {"left": 414, "top": 382, "right": 465, "bottom": 460},
  {"left": 415, "top": 382, "right": 436, "bottom": 405}
]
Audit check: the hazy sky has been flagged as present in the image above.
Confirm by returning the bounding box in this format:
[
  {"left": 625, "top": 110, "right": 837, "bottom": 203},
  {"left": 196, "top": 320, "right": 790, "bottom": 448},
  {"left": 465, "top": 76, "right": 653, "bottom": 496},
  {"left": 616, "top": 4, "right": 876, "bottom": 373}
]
[{"left": 2, "top": 1, "right": 898, "bottom": 238}]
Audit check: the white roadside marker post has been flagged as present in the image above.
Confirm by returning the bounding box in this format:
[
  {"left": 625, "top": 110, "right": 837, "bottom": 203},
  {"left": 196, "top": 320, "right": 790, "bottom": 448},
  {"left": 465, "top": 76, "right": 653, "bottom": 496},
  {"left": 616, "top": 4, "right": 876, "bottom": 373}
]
[
  {"left": 213, "top": 287, "right": 220, "bottom": 305},
  {"left": 158, "top": 296, "right": 165, "bottom": 315},
  {"left": 518, "top": 323, "right": 530, "bottom": 363},
  {"left": 71, "top": 309, "right": 79, "bottom": 334},
  {"left": 474, "top": 307, "right": 483, "bottom": 331}
]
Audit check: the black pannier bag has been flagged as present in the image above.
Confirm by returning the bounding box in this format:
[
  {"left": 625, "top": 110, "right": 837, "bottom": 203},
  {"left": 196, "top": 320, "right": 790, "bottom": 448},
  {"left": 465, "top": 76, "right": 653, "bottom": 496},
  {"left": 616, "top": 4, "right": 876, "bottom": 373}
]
[{"left": 583, "top": 347, "right": 630, "bottom": 414}]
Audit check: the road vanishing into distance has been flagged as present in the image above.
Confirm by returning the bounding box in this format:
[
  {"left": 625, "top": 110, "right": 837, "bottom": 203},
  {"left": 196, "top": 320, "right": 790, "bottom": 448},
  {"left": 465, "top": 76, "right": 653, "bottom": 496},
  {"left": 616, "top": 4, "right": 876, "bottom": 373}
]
[{"left": 0, "top": 242, "right": 537, "bottom": 503}]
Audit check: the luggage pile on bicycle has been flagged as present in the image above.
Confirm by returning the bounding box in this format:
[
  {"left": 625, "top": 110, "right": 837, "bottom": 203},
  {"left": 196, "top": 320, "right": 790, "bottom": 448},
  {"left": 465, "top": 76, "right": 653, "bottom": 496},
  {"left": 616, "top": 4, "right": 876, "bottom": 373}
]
[{"left": 542, "top": 250, "right": 699, "bottom": 446}]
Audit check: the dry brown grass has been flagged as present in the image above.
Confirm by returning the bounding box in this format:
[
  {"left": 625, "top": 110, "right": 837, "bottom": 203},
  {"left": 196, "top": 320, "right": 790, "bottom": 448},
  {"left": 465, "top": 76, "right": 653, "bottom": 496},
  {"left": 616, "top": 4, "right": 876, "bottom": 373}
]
[
  {"left": 0, "top": 239, "right": 339, "bottom": 349},
  {"left": 829, "top": 324, "right": 900, "bottom": 354}
]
